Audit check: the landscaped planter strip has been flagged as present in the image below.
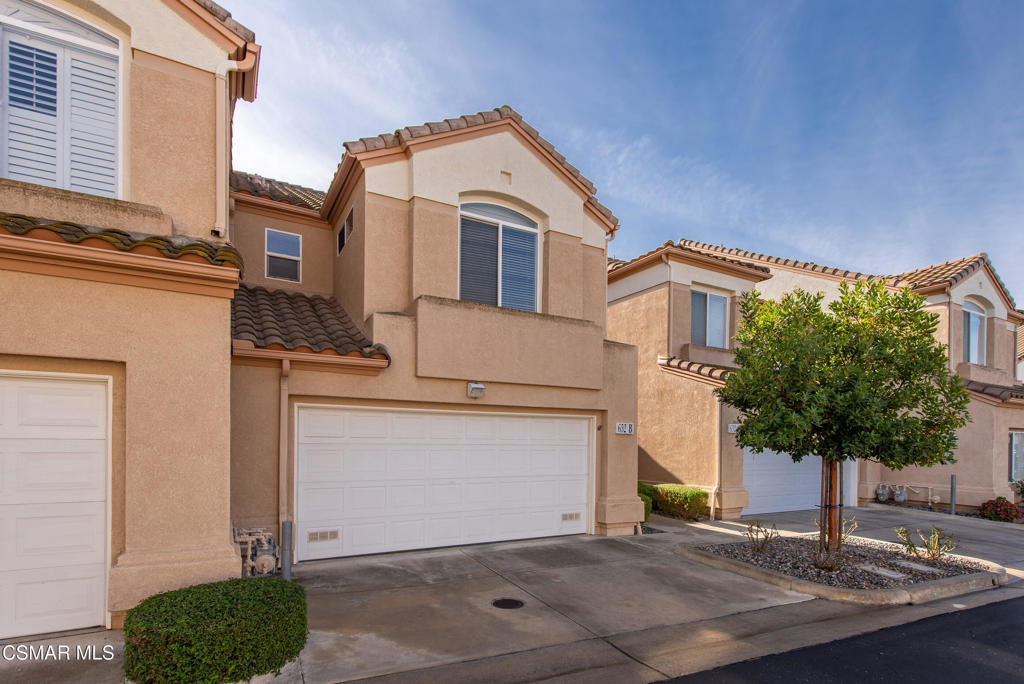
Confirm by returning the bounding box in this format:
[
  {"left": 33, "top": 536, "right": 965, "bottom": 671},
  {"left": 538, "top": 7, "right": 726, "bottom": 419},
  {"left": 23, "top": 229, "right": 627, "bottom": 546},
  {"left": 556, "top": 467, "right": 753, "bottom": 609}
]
[{"left": 675, "top": 545, "right": 1007, "bottom": 605}]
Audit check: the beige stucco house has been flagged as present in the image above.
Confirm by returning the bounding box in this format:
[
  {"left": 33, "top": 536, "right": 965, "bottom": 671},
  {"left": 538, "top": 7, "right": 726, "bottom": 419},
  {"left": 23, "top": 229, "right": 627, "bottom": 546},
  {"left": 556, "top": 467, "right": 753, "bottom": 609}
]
[
  {"left": 608, "top": 240, "right": 1024, "bottom": 519},
  {"left": 0, "top": 1, "right": 642, "bottom": 641},
  {"left": 226, "top": 106, "right": 643, "bottom": 564}
]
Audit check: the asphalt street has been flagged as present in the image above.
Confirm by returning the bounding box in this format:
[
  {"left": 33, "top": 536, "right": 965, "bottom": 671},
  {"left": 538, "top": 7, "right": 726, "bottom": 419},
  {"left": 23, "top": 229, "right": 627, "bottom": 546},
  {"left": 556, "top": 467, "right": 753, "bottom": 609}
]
[{"left": 665, "top": 596, "right": 1024, "bottom": 683}]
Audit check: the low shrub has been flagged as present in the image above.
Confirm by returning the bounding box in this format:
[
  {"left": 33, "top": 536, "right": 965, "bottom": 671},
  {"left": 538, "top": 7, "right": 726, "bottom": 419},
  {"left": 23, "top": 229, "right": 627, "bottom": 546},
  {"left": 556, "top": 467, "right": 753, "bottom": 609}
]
[
  {"left": 979, "top": 496, "right": 1022, "bottom": 522},
  {"left": 124, "top": 578, "right": 307, "bottom": 684},
  {"left": 638, "top": 482, "right": 658, "bottom": 510},
  {"left": 652, "top": 484, "right": 708, "bottom": 520},
  {"left": 639, "top": 492, "right": 652, "bottom": 523},
  {"left": 894, "top": 526, "right": 959, "bottom": 561}
]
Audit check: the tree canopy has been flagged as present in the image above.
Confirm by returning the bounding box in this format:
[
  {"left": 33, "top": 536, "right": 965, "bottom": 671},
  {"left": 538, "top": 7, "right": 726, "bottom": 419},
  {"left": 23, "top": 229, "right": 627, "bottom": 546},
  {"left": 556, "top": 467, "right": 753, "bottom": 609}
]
[{"left": 717, "top": 280, "right": 971, "bottom": 471}]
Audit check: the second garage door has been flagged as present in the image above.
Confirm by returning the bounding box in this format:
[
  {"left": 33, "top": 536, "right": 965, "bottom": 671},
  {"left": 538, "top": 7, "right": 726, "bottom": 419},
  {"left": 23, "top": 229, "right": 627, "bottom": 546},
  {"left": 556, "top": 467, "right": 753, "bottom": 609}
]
[{"left": 295, "top": 406, "right": 591, "bottom": 561}]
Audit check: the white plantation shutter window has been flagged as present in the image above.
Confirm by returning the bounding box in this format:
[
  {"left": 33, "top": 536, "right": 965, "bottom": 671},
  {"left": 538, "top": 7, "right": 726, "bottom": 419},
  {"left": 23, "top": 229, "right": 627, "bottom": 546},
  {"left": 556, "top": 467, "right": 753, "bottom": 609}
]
[
  {"left": 67, "top": 49, "right": 117, "bottom": 196},
  {"left": 459, "top": 203, "right": 539, "bottom": 312},
  {"left": 4, "top": 37, "right": 59, "bottom": 186},
  {"left": 1, "top": 15, "right": 118, "bottom": 198}
]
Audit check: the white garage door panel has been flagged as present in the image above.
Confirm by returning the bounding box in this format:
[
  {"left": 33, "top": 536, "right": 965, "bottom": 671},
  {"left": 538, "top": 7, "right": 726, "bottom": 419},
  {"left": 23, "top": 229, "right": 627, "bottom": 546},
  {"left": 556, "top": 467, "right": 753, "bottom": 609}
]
[
  {"left": 743, "top": 449, "right": 857, "bottom": 516},
  {"left": 0, "top": 564, "right": 106, "bottom": 639},
  {"left": 0, "top": 375, "right": 106, "bottom": 639},
  {"left": 296, "top": 408, "right": 591, "bottom": 561}
]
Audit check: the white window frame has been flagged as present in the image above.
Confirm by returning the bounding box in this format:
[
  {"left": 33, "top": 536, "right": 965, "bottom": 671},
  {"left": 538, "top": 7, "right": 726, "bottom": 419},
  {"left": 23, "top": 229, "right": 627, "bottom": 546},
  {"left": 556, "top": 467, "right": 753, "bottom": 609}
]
[
  {"left": 963, "top": 300, "right": 986, "bottom": 366},
  {"left": 691, "top": 288, "right": 729, "bottom": 349},
  {"left": 457, "top": 205, "right": 541, "bottom": 312},
  {"left": 0, "top": 2, "right": 124, "bottom": 198},
  {"left": 1010, "top": 431, "right": 1024, "bottom": 483},
  {"left": 265, "top": 227, "right": 301, "bottom": 283}
]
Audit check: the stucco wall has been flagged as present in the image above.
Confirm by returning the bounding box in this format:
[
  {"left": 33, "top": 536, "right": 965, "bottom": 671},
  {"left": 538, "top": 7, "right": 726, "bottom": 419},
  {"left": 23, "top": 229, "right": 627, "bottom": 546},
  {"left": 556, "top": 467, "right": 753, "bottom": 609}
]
[
  {"left": 231, "top": 207, "right": 333, "bottom": 295},
  {"left": 0, "top": 268, "right": 238, "bottom": 613},
  {"left": 229, "top": 313, "right": 643, "bottom": 539},
  {"left": 859, "top": 397, "right": 1024, "bottom": 508}
]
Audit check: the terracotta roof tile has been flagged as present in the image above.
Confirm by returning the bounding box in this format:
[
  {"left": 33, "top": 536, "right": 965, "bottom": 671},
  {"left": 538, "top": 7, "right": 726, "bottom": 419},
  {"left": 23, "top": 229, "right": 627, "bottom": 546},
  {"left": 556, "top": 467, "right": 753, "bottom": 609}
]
[
  {"left": 965, "top": 379, "right": 1024, "bottom": 402},
  {"left": 231, "top": 171, "right": 326, "bottom": 211},
  {"left": 0, "top": 212, "right": 243, "bottom": 268},
  {"left": 341, "top": 105, "right": 618, "bottom": 229},
  {"left": 678, "top": 239, "right": 877, "bottom": 282},
  {"left": 657, "top": 356, "right": 733, "bottom": 382},
  {"left": 608, "top": 240, "right": 771, "bottom": 277},
  {"left": 231, "top": 284, "right": 389, "bottom": 359},
  {"left": 194, "top": 0, "right": 255, "bottom": 43},
  {"left": 887, "top": 253, "right": 1016, "bottom": 308},
  {"left": 678, "top": 239, "right": 1018, "bottom": 309}
]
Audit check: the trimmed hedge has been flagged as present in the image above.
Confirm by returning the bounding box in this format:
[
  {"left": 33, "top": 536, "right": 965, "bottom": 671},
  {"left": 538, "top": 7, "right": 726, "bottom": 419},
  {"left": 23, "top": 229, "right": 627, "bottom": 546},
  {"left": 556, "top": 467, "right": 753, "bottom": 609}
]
[
  {"left": 124, "top": 578, "right": 307, "bottom": 684},
  {"left": 639, "top": 492, "right": 653, "bottom": 523},
  {"left": 652, "top": 484, "right": 708, "bottom": 520},
  {"left": 637, "top": 482, "right": 658, "bottom": 510}
]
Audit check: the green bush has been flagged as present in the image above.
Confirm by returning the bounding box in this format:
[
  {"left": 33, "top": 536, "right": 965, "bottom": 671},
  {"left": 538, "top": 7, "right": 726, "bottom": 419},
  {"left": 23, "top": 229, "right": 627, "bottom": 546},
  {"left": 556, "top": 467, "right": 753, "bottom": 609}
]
[
  {"left": 653, "top": 484, "right": 708, "bottom": 520},
  {"left": 639, "top": 492, "right": 652, "bottom": 523},
  {"left": 978, "top": 496, "right": 1022, "bottom": 522},
  {"left": 124, "top": 578, "right": 307, "bottom": 684},
  {"left": 638, "top": 482, "right": 659, "bottom": 510}
]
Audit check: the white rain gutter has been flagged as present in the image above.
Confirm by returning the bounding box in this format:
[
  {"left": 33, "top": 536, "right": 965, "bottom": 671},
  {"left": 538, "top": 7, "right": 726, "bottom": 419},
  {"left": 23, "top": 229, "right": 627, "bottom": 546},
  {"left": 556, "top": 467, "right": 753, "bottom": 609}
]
[{"left": 213, "top": 49, "right": 258, "bottom": 238}]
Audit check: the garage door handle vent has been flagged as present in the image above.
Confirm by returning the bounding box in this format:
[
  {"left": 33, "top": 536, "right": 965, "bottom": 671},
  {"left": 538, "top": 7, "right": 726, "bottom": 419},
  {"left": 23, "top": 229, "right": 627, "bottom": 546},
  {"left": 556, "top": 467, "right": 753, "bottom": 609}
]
[{"left": 561, "top": 512, "right": 581, "bottom": 521}]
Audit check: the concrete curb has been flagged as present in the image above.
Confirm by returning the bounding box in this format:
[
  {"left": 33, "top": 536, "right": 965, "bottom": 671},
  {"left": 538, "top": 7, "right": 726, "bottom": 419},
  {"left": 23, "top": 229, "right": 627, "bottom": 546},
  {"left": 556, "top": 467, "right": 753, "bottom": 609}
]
[
  {"left": 864, "top": 502, "right": 1024, "bottom": 531},
  {"left": 675, "top": 544, "right": 1008, "bottom": 605}
]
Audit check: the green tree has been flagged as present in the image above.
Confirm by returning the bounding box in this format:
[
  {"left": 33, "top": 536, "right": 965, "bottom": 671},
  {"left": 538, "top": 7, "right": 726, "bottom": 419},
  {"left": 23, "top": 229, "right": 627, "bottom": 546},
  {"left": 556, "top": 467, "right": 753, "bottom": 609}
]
[{"left": 716, "top": 281, "right": 971, "bottom": 556}]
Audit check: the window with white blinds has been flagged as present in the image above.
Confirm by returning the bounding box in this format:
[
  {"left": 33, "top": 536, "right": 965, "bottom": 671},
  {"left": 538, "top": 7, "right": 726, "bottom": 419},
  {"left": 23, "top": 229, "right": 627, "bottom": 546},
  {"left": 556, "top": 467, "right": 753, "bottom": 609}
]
[
  {"left": 459, "top": 203, "right": 538, "bottom": 312},
  {"left": 1, "top": 14, "right": 118, "bottom": 198}
]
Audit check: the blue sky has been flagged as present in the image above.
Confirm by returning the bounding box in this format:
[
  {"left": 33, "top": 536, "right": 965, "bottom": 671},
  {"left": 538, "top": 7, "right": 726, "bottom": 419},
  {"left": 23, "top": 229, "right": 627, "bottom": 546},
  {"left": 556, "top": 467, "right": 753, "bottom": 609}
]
[{"left": 231, "top": 0, "right": 1024, "bottom": 300}]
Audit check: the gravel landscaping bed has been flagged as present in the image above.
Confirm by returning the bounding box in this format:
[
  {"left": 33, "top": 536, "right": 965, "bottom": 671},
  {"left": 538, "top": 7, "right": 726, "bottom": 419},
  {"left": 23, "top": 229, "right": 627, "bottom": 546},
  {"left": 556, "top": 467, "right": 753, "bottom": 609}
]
[{"left": 697, "top": 536, "right": 989, "bottom": 589}]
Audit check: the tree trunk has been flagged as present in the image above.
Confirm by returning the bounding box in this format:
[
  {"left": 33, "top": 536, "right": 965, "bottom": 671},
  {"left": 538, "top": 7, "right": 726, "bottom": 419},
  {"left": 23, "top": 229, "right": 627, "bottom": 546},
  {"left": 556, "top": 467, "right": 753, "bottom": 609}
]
[
  {"left": 818, "top": 456, "right": 828, "bottom": 553},
  {"left": 827, "top": 459, "right": 839, "bottom": 551}
]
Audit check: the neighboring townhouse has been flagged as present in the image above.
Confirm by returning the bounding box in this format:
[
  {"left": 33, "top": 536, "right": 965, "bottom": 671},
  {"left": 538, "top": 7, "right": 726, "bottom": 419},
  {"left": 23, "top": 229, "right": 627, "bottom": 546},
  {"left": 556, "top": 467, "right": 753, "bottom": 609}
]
[
  {"left": 226, "top": 106, "right": 643, "bottom": 564},
  {"left": 0, "top": 0, "right": 259, "bottom": 640},
  {"left": 608, "top": 240, "right": 1024, "bottom": 519}
]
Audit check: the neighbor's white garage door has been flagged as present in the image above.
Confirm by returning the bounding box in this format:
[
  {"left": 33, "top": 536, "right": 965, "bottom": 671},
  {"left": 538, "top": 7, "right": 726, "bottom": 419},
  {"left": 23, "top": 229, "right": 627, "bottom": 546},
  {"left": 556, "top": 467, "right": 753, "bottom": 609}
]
[
  {"left": 0, "top": 375, "right": 107, "bottom": 639},
  {"left": 743, "top": 448, "right": 857, "bottom": 516},
  {"left": 295, "top": 406, "right": 591, "bottom": 560},
  {"left": 742, "top": 448, "right": 823, "bottom": 516}
]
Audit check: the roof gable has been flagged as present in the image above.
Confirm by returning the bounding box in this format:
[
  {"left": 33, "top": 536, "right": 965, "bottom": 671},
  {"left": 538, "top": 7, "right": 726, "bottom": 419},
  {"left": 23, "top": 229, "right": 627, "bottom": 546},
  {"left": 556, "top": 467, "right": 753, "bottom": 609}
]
[{"left": 326, "top": 106, "right": 618, "bottom": 234}]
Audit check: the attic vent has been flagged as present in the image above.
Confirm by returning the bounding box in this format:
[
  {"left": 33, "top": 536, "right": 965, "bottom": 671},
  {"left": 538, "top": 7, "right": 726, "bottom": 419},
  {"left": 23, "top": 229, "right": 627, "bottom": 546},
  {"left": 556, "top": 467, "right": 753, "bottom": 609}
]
[
  {"left": 561, "top": 512, "right": 581, "bottom": 521},
  {"left": 308, "top": 530, "right": 339, "bottom": 543}
]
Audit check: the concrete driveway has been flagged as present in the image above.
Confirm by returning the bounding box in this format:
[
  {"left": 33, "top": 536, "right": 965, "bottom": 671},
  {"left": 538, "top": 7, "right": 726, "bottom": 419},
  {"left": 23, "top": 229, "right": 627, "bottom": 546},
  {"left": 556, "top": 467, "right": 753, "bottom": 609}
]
[
  {"left": 3, "top": 505, "right": 1020, "bottom": 683},
  {"left": 290, "top": 532, "right": 812, "bottom": 683}
]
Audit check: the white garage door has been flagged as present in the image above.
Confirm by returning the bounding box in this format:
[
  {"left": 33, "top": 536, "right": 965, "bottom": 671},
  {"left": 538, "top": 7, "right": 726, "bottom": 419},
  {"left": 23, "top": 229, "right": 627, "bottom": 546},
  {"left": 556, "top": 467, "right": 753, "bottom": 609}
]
[
  {"left": 295, "top": 406, "right": 591, "bottom": 561},
  {"left": 0, "top": 375, "right": 107, "bottom": 639},
  {"left": 743, "top": 448, "right": 857, "bottom": 516}
]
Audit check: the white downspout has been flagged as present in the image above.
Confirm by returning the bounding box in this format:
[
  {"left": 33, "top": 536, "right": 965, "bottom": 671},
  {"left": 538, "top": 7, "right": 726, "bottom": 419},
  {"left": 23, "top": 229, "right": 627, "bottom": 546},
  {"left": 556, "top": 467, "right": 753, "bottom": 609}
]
[{"left": 213, "top": 50, "right": 257, "bottom": 239}]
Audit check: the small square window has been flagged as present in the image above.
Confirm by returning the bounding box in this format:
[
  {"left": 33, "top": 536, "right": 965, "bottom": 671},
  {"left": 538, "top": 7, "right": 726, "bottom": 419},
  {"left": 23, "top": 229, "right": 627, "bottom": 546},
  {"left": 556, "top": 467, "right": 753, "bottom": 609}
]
[
  {"left": 691, "top": 290, "right": 728, "bottom": 349},
  {"left": 337, "top": 209, "right": 353, "bottom": 255},
  {"left": 266, "top": 228, "right": 301, "bottom": 282}
]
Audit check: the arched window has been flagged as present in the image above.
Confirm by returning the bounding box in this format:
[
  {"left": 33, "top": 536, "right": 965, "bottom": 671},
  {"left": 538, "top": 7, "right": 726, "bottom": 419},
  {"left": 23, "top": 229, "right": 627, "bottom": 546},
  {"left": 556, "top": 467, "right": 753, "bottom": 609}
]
[
  {"left": 1, "top": 0, "right": 119, "bottom": 197},
  {"left": 458, "top": 202, "right": 539, "bottom": 312},
  {"left": 962, "top": 299, "right": 986, "bottom": 365}
]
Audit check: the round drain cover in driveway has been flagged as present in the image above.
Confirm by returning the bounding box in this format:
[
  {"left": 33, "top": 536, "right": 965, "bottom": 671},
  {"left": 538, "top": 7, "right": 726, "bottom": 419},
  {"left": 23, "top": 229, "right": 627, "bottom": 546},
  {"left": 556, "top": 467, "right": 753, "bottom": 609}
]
[{"left": 492, "top": 598, "right": 524, "bottom": 609}]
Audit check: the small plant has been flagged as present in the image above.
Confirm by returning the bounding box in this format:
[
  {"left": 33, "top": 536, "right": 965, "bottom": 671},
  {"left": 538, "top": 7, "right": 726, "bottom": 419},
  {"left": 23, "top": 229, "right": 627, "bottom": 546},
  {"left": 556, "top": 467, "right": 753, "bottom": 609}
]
[
  {"left": 894, "top": 526, "right": 959, "bottom": 561},
  {"left": 812, "top": 517, "right": 859, "bottom": 544},
  {"left": 979, "top": 496, "right": 1022, "bottom": 522},
  {"left": 807, "top": 517, "right": 857, "bottom": 571},
  {"left": 639, "top": 493, "right": 652, "bottom": 523},
  {"left": 745, "top": 520, "right": 779, "bottom": 553},
  {"left": 652, "top": 484, "right": 708, "bottom": 520},
  {"left": 1013, "top": 480, "right": 1024, "bottom": 499}
]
